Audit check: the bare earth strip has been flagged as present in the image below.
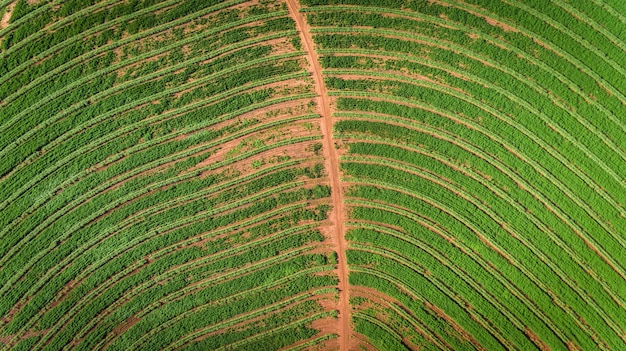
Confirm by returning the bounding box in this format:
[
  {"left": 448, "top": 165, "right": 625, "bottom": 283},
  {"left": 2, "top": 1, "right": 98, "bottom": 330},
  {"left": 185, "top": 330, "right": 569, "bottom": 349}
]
[
  {"left": 0, "top": 1, "right": 15, "bottom": 30},
  {"left": 285, "top": 0, "right": 351, "bottom": 350}
]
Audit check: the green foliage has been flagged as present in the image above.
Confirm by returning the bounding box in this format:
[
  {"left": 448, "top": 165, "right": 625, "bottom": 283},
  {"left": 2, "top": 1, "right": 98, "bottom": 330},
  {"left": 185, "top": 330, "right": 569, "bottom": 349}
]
[
  {"left": 291, "top": 36, "right": 302, "bottom": 50},
  {"left": 0, "top": 1, "right": 332, "bottom": 350},
  {"left": 310, "top": 142, "right": 323, "bottom": 155},
  {"left": 307, "top": 1, "right": 626, "bottom": 350},
  {"left": 353, "top": 316, "right": 408, "bottom": 351},
  {"left": 302, "top": 163, "right": 325, "bottom": 178},
  {"left": 2, "top": 0, "right": 625, "bottom": 350}
]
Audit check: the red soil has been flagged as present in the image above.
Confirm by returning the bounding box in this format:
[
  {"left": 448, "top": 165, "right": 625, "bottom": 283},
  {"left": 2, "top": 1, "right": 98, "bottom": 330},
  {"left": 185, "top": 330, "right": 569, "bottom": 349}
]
[
  {"left": 484, "top": 17, "right": 519, "bottom": 33},
  {"left": 0, "top": 2, "right": 14, "bottom": 30},
  {"left": 424, "top": 301, "right": 485, "bottom": 351},
  {"left": 111, "top": 316, "right": 140, "bottom": 336},
  {"left": 525, "top": 327, "right": 552, "bottom": 351},
  {"left": 0, "top": 329, "right": 49, "bottom": 347}
]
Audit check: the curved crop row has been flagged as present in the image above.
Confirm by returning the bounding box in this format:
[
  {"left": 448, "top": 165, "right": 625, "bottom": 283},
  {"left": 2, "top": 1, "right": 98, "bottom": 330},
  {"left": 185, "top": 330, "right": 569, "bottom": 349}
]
[
  {"left": 0, "top": 1, "right": 339, "bottom": 350},
  {"left": 300, "top": 0, "right": 626, "bottom": 349},
  {"left": 2, "top": 1, "right": 624, "bottom": 350}
]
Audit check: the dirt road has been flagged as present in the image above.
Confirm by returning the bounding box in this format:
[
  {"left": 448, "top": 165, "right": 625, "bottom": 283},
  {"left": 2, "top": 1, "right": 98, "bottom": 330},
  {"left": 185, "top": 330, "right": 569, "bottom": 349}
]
[{"left": 285, "top": 0, "right": 351, "bottom": 349}]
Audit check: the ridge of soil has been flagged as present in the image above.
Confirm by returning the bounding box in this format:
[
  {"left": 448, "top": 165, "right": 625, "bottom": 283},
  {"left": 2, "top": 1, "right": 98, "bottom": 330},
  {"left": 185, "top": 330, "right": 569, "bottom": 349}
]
[{"left": 285, "top": 1, "right": 351, "bottom": 350}]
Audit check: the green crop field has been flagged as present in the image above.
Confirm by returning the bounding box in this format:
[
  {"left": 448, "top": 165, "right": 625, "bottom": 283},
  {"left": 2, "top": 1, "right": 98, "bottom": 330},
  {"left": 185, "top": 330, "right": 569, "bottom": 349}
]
[{"left": 0, "top": 0, "right": 624, "bottom": 350}]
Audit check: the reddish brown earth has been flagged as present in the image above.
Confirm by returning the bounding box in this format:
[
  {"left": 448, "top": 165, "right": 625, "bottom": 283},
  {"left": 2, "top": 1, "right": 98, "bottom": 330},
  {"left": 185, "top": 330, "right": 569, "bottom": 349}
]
[
  {"left": 525, "top": 327, "right": 552, "bottom": 351},
  {"left": 0, "top": 2, "right": 14, "bottom": 30},
  {"left": 286, "top": 1, "right": 351, "bottom": 350},
  {"left": 111, "top": 316, "right": 140, "bottom": 336},
  {"left": 0, "top": 329, "right": 49, "bottom": 346},
  {"left": 424, "top": 301, "right": 485, "bottom": 351}
]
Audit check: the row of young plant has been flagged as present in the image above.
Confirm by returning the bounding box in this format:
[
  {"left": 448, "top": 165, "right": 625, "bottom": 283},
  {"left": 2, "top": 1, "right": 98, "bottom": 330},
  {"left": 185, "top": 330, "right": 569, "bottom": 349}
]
[
  {"left": 0, "top": 0, "right": 248, "bottom": 66},
  {"left": 0, "top": 53, "right": 304, "bottom": 186},
  {"left": 41, "top": 247, "right": 333, "bottom": 350},
  {"left": 0, "top": 20, "right": 299, "bottom": 168},
  {"left": 0, "top": 88, "right": 313, "bottom": 273},
  {"left": 348, "top": 127, "right": 626, "bottom": 304},
  {"left": 0, "top": 18, "right": 281, "bottom": 131},
  {"left": 165, "top": 290, "right": 336, "bottom": 351},
  {"left": 0, "top": 9, "right": 298, "bottom": 180},
  {"left": 336, "top": 153, "right": 620, "bottom": 350},
  {"left": 349, "top": 264, "right": 507, "bottom": 351},
  {"left": 312, "top": 25, "right": 626, "bottom": 194},
  {"left": 349, "top": 244, "right": 476, "bottom": 351},
  {"left": 0, "top": 0, "right": 240, "bottom": 93},
  {"left": 350, "top": 278, "right": 467, "bottom": 351},
  {"left": 0, "top": 0, "right": 74, "bottom": 41},
  {"left": 345, "top": 199, "right": 599, "bottom": 351},
  {"left": 0, "top": 55, "right": 304, "bottom": 188},
  {"left": 0, "top": 92, "right": 314, "bottom": 235},
  {"left": 88, "top": 224, "right": 332, "bottom": 351},
  {"left": 0, "top": 0, "right": 54, "bottom": 52},
  {"left": 0, "top": 141, "right": 325, "bottom": 333},
  {"left": 301, "top": 0, "right": 626, "bottom": 111},
  {"left": 316, "top": 7, "right": 623, "bottom": 338},
  {"left": 207, "top": 310, "right": 336, "bottom": 351},
  {"left": 0, "top": 48, "right": 298, "bottom": 185},
  {"left": 7, "top": 175, "right": 309, "bottom": 319},
  {"left": 3, "top": 140, "right": 332, "bottom": 350},
  {"left": 72, "top": 210, "right": 319, "bottom": 341},
  {"left": 335, "top": 119, "right": 626, "bottom": 328},
  {"left": 0, "top": 33, "right": 306, "bottom": 240},
  {"left": 325, "top": 46, "right": 626, "bottom": 172},
  {"left": 342, "top": 172, "right": 614, "bottom": 348},
  {"left": 461, "top": 0, "right": 626, "bottom": 93},
  {"left": 326, "top": 73, "right": 625, "bottom": 234},
  {"left": 100, "top": 232, "right": 332, "bottom": 346},
  {"left": 343, "top": 139, "right": 625, "bottom": 306},
  {"left": 314, "top": 35, "right": 619, "bottom": 258},
  {"left": 49, "top": 265, "right": 333, "bottom": 350},
  {"left": 316, "top": 15, "right": 623, "bottom": 340},
  {"left": 331, "top": 95, "right": 624, "bottom": 271},
  {"left": 352, "top": 312, "right": 409, "bottom": 351},
  {"left": 1, "top": 1, "right": 337, "bottom": 348},
  {"left": 349, "top": 214, "right": 572, "bottom": 350},
  {"left": 306, "top": 6, "right": 626, "bottom": 145},
  {"left": 430, "top": 0, "right": 626, "bottom": 101},
  {"left": 1, "top": 9, "right": 294, "bottom": 121},
  {"left": 132, "top": 287, "right": 334, "bottom": 351},
  {"left": 0, "top": 116, "right": 319, "bottom": 304},
  {"left": 310, "top": 7, "right": 624, "bottom": 135},
  {"left": 0, "top": 102, "right": 314, "bottom": 280},
  {"left": 321, "top": 44, "right": 625, "bottom": 237},
  {"left": 353, "top": 239, "right": 537, "bottom": 350},
  {"left": 0, "top": 0, "right": 181, "bottom": 87},
  {"left": 555, "top": 0, "right": 626, "bottom": 44}
]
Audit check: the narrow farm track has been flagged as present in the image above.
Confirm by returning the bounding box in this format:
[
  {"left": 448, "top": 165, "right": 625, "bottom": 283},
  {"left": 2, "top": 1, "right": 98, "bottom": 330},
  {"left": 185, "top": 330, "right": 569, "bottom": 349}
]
[{"left": 286, "top": 1, "right": 351, "bottom": 350}]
